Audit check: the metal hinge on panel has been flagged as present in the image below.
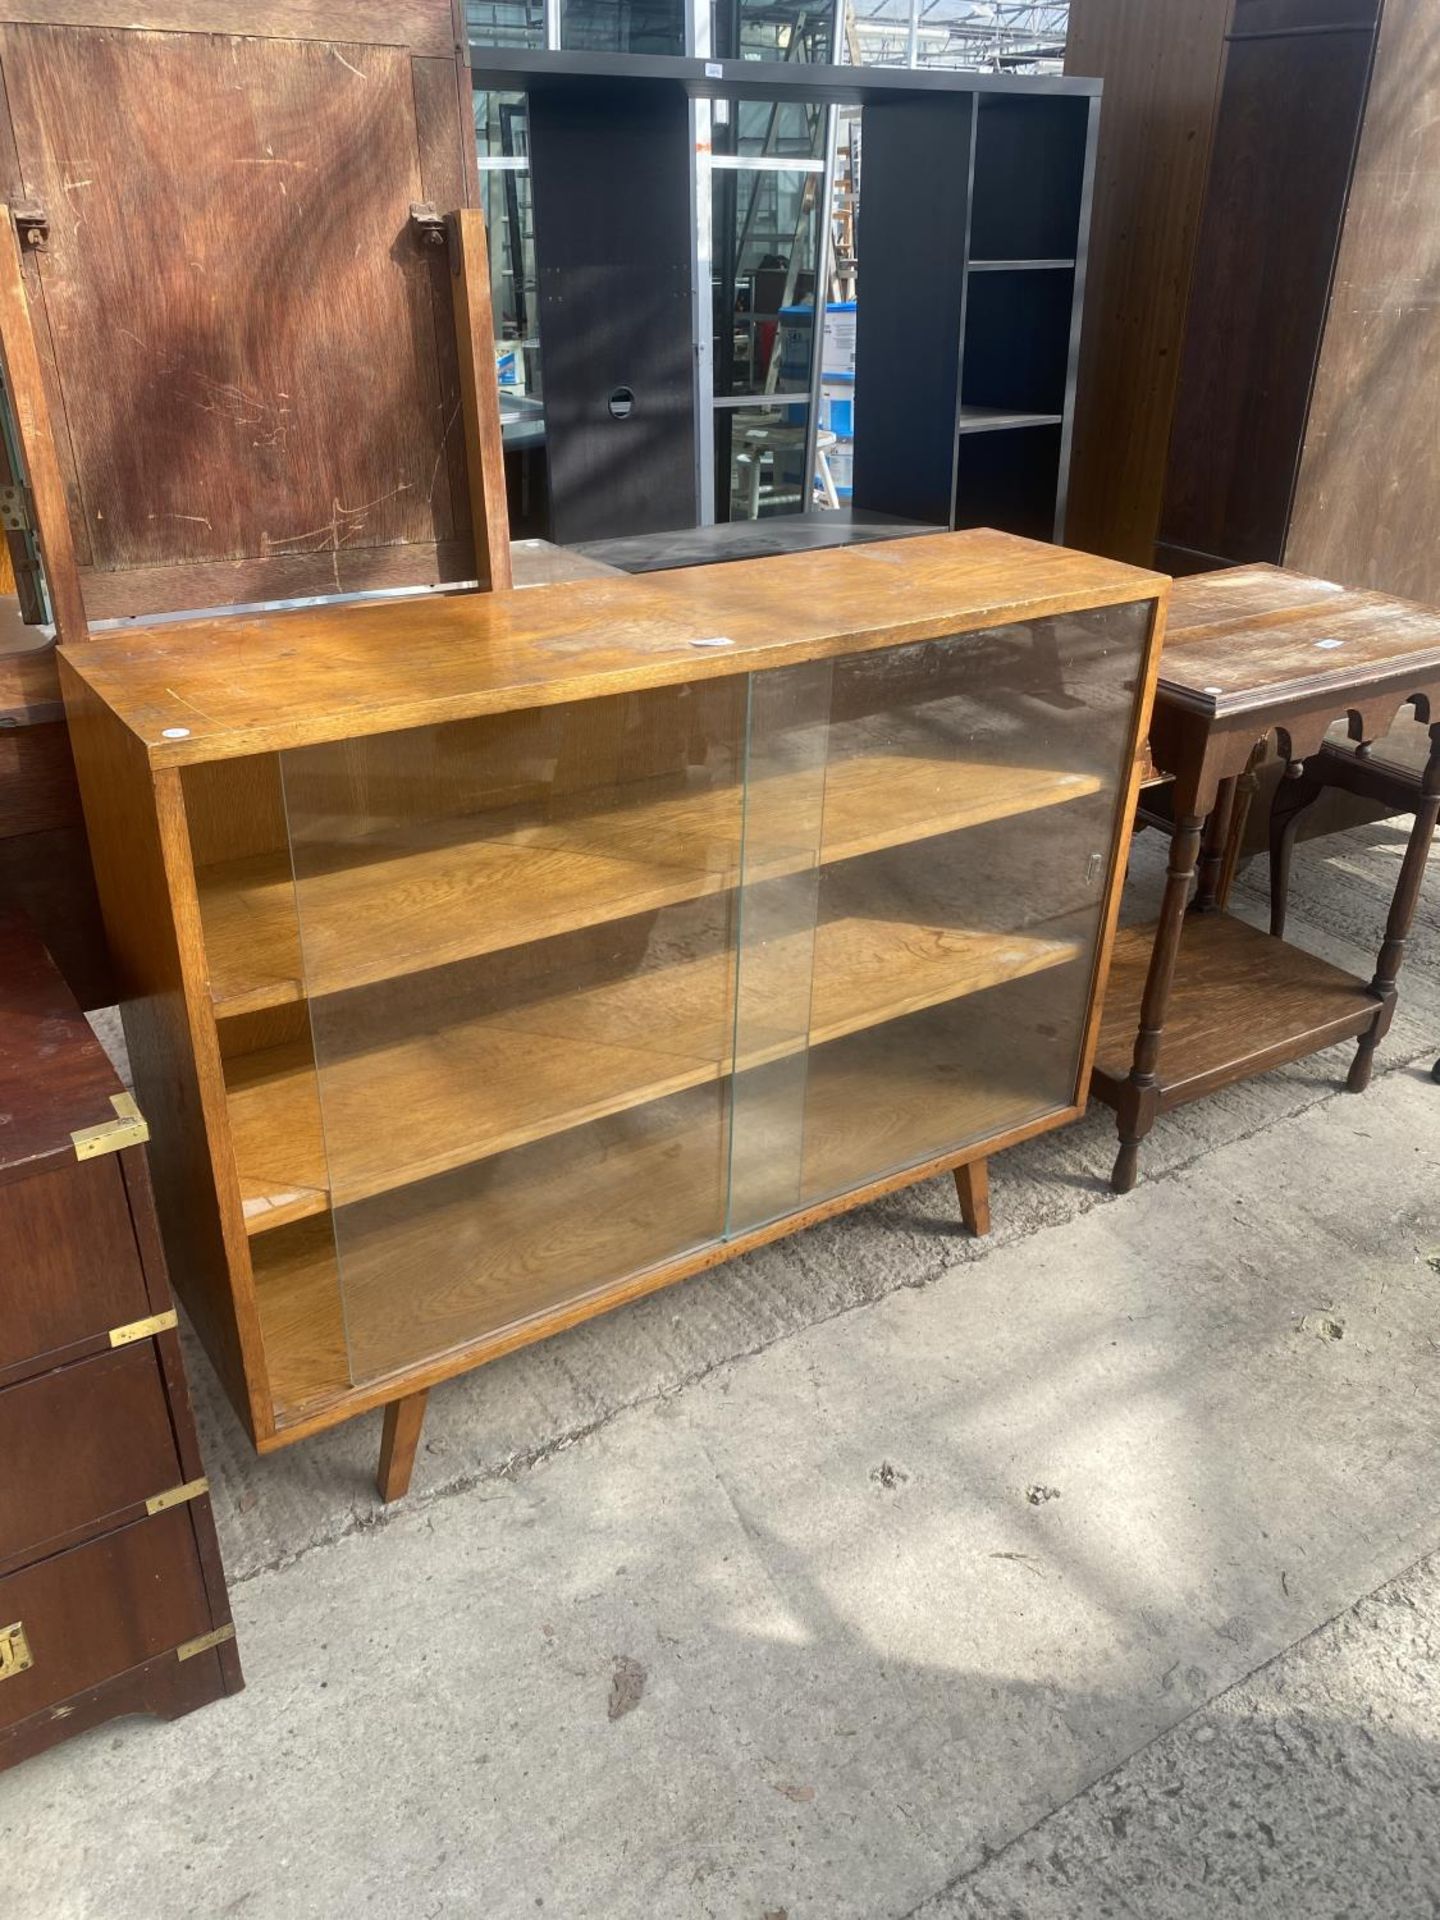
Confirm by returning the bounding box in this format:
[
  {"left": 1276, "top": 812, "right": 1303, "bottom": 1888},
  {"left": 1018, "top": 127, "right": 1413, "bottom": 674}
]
[
  {"left": 108, "top": 1308, "right": 178, "bottom": 1349},
  {"left": 71, "top": 1091, "right": 150, "bottom": 1161},
  {"left": 0, "top": 482, "right": 33, "bottom": 531},
  {"left": 11, "top": 203, "right": 47, "bottom": 252},
  {"left": 0, "top": 1621, "right": 33, "bottom": 1682},
  {"left": 145, "top": 1476, "right": 210, "bottom": 1517},
  {"left": 408, "top": 201, "right": 446, "bottom": 248},
  {"left": 176, "top": 1623, "right": 235, "bottom": 1663}
]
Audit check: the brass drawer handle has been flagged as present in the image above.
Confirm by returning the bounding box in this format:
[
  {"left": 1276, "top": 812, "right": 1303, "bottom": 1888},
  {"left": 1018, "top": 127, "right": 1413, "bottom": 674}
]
[{"left": 0, "top": 1620, "right": 33, "bottom": 1682}]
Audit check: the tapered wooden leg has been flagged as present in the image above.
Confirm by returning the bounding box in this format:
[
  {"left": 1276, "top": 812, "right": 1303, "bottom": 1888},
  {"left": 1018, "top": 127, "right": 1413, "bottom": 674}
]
[
  {"left": 954, "top": 1158, "right": 990, "bottom": 1237},
  {"left": 1111, "top": 810, "right": 1205, "bottom": 1193},
  {"left": 1348, "top": 724, "right": 1440, "bottom": 1094},
  {"left": 377, "top": 1389, "right": 429, "bottom": 1503}
]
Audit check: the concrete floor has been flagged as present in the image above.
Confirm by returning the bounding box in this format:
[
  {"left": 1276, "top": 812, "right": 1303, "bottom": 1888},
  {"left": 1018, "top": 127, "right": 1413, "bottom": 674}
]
[{"left": 4, "top": 817, "right": 1440, "bottom": 1919}]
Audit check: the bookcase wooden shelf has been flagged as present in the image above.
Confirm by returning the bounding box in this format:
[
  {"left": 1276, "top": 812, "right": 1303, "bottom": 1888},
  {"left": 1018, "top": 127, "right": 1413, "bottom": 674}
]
[{"left": 60, "top": 530, "right": 1166, "bottom": 1497}]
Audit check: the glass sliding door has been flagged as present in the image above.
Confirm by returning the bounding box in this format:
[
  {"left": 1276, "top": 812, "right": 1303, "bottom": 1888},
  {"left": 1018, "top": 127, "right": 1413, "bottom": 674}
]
[
  {"left": 729, "top": 600, "right": 1151, "bottom": 1227},
  {"left": 267, "top": 598, "right": 1152, "bottom": 1389},
  {"left": 280, "top": 679, "right": 751, "bottom": 1383}
]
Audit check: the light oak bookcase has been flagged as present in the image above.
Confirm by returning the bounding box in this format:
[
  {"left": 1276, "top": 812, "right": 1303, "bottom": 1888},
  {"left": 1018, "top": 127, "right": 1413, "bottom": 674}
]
[{"left": 60, "top": 531, "right": 1166, "bottom": 1497}]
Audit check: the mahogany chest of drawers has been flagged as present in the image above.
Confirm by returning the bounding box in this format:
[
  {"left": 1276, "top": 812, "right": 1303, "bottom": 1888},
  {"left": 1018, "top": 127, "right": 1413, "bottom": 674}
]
[{"left": 0, "top": 909, "right": 241, "bottom": 1770}]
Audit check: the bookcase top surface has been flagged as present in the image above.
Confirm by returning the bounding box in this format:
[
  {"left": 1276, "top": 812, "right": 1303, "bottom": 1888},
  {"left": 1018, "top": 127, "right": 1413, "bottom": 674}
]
[{"left": 60, "top": 529, "right": 1164, "bottom": 768}]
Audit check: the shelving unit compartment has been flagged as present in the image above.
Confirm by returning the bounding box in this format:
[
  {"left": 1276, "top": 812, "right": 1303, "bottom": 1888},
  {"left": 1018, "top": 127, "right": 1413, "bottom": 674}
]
[
  {"left": 961, "top": 267, "right": 1075, "bottom": 420},
  {"left": 968, "top": 94, "right": 1090, "bottom": 265},
  {"left": 954, "top": 423, "right": 1064, "bottom": 544},
  {"left": 196, "top": 738, "right": 1104, "bottom": 1016},
  {"left": 225, "top": 863, "right": 1090, "bottom": 1236},
  {"left": 255, "top": 1082, "right": 736, "bottom": 1405}
]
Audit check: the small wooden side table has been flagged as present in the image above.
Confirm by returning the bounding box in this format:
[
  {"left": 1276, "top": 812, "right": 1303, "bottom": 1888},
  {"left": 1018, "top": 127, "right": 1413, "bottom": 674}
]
[{"left": 1093, "top": 564, "right": 1440, "bottom": 1191}]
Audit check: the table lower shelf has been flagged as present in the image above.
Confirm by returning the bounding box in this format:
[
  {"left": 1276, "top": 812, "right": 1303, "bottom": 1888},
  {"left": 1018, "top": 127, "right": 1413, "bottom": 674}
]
[{"left": 1091, "top": 911, "right": 1379, "bottom": 1111}]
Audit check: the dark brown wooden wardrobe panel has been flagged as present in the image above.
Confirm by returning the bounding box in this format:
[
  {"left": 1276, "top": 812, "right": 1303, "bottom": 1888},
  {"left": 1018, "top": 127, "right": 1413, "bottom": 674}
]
[
  {"left": 1157, "top": 3, "right": 1380, "bottom": 572},
  {"left": 1287, "top": 0, "right": 1440, "bottom": 599},
  {"left": 1062, "top": 0, "right": 1232, "bottom": 566}
]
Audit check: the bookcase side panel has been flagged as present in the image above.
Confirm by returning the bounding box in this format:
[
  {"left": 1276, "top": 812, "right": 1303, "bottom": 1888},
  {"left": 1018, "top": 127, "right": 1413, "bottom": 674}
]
[{"left": 58, "top": 666, "right": 270, "bottom": 1440}]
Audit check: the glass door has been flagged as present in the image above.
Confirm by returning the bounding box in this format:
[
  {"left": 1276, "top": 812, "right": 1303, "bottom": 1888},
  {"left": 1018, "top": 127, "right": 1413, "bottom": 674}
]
[
  {"left": 279, "top": 678, "right": 751, "bottom": 1383},
  {"left": 729, "top": 599, "right": 1153, "bottom": 1228},
  {"left": 275, "top": 599, "right": 1152, "bottom": 1387}
]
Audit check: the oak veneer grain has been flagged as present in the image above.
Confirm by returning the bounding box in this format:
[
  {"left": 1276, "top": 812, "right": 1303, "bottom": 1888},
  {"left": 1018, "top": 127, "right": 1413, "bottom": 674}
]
[
  {"left": 252, "top": 988, "right": 1082, "bottom": 1420},
  {"left": 58, "top": 670, "right": 273, "bottom": 1438},
  {"left": 226, "top": 915, "right": 1083, "bottom": 1229},
  {"left": 60, "top": 531, "right": 1165, "bottom": 765},
  {"left": 61, "top": 536, "right": 1168, "bottom": 1455},
  {"left": 198, "top": 744, "right": 1103, "bottom": 1014}
]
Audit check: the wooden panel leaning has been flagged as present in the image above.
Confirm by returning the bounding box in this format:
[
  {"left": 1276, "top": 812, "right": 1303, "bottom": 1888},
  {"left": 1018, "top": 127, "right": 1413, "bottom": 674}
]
[
  {"left": 0, "top": 1, "right": 510, "bottom": 1011},
  {"left": 0, "top": 0, "right": 507, "bottom": 622},
  {"left": 0, "top": 909, "right": 241, "bottom": 1771},
  {"left": 60, "top": 529, "right": 1168, "bottom": 1502}
]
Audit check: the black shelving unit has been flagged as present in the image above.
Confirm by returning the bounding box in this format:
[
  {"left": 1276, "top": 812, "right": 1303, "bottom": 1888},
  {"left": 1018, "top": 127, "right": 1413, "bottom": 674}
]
[
  {"left": 469, "top": 46, "right": 1101, "bottom": 549},
  {"left": 852, "top": 86, "right": 1097, "bottom": 542}
]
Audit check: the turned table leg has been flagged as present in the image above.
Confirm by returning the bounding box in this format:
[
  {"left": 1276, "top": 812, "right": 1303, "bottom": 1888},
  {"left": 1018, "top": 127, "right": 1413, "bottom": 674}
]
[
  {"left": 1268, "top": 758, "right": 1324, "bottom": 938},
  {"left": 1193, "top": 777, "right": 1237, "bottom": 913},
  {"left": 955, "top": 1158, "right": 990, "bottom": 1237},
  {"left": 1216, "top": 740, "right": 1267, "bottom": 911},
  {"left": 377, "top": 1389, "right": 429, "bottom": 1503},
  {"left": 1112, "top": 810, "right": 1206, "bottom": 1193},
  {"left": 1348, "top": 723, "right": 1440, "bottom": 1094}
]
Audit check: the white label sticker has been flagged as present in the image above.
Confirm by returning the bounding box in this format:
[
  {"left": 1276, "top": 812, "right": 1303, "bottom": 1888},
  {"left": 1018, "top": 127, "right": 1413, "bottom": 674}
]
[{"left": 704, "top": 60, "right": 723, "bottom": 77}]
